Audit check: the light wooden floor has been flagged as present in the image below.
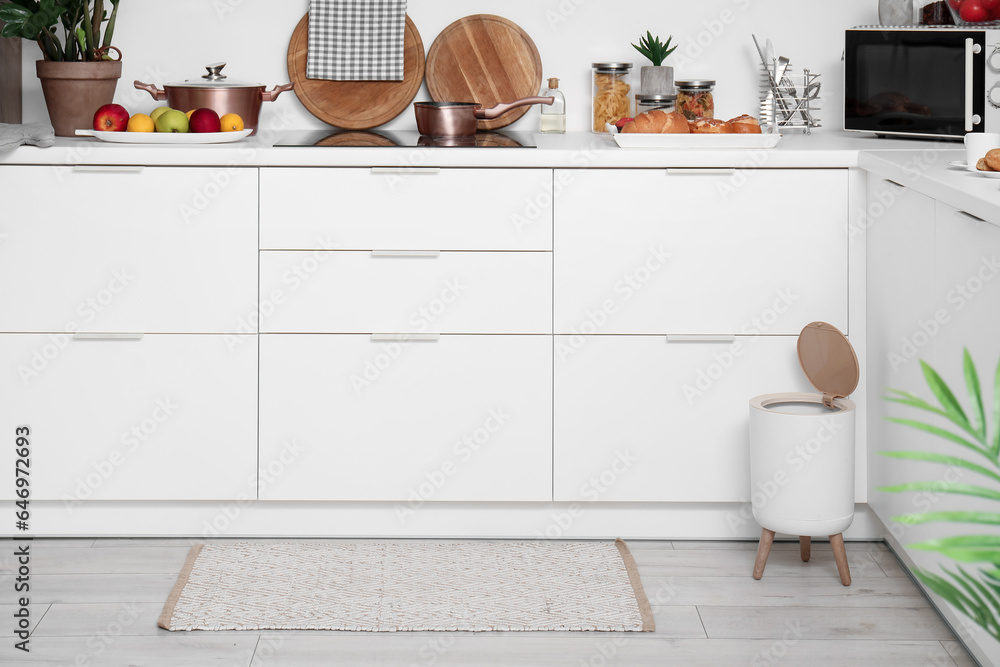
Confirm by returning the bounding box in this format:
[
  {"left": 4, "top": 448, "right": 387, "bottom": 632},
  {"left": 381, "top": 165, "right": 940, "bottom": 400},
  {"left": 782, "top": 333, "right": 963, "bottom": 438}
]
[{"left": 0, "top": 538, "right": 980, "bottom": 666}]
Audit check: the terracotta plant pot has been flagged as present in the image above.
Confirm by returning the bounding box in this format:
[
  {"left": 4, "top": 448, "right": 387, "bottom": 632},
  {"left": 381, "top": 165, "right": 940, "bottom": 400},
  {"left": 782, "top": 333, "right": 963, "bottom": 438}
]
[{"left": 36, "top": 60, "right": 123, "bottom": 136}]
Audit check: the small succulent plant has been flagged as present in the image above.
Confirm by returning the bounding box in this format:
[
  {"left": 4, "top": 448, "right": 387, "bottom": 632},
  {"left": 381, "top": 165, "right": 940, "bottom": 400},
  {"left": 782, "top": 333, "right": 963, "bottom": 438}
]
[{"left": 632, "top": 32, "right": 677, "bottom": 67}]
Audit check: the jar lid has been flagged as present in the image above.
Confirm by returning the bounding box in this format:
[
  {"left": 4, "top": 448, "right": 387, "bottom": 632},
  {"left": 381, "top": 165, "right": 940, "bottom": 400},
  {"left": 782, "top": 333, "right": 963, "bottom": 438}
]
[
  {"left": 676, "top": 79, "right": 716, "bottom": 90},
  {"left": 636, "top": 94, "right": 677, "bottom": 103},
  {"left": 168, "top": 62, "right": 262, "bottom": 89},
  {"left": 593, "top": 62, "right": 633, "bottom": 71}
]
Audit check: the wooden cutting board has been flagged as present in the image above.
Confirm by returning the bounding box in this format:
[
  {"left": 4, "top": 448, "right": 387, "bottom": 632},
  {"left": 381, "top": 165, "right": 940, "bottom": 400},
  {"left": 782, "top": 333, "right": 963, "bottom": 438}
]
[
  {"left": 425, "top": 15, "right": 543, "bottom": 131},
  {"left": 287, "top": 13, "right": 425, "bottom": 130}
]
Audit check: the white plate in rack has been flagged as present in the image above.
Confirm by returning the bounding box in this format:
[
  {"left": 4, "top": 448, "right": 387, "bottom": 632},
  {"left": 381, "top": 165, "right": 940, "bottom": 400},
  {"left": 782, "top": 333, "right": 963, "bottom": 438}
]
[
  {"left": 75, "top": 129, "right": 252, "bottom": 144},
  {"left": 604, "top": 123, "right": 781, "bottom": 148}
]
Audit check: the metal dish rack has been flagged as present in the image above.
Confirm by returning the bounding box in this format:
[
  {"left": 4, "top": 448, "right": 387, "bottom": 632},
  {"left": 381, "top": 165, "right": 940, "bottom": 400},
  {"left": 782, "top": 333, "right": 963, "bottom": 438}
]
[{"left": 759, "top": 65, "right": 821, "bottom": 134}]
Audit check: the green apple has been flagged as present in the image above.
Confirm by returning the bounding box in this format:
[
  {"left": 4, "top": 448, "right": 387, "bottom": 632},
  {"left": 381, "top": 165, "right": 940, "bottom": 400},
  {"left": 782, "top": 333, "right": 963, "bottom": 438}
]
[
  {"left": 149, "top": 106, "right": 173, "bottom": 123},
  {"left": 155, "top": 109, "right": 189, "bottom": 133}
]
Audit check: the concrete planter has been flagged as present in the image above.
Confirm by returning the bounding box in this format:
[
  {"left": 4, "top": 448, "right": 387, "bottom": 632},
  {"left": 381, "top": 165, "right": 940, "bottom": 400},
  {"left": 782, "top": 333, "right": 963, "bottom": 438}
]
[
  {"left": 36, "top": 60, "right": 122, "bottom": 136},
  {"left": 640, "top": 65, "right": 674, "bottom": 97}
]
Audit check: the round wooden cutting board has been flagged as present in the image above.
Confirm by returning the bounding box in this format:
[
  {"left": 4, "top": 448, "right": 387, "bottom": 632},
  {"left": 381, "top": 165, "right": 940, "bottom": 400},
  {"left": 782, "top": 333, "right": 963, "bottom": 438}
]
[
  {"left": 425, "top": 15, "right": 543, "bottom": 131},
  {"left": 287, "top": 14, "right": 425, "bottom": 130}
]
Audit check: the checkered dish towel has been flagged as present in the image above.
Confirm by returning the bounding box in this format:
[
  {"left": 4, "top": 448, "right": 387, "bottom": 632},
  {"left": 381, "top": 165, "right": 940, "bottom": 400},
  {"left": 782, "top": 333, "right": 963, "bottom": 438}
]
[{"left": 307, "top": 0, "right": 407, "bottom": 81}]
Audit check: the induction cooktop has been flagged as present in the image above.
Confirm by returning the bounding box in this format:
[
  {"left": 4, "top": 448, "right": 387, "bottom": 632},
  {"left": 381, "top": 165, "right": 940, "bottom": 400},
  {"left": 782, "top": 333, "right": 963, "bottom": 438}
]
[{"left": 273, "top": 129, "right": 536, "bottom": 148}]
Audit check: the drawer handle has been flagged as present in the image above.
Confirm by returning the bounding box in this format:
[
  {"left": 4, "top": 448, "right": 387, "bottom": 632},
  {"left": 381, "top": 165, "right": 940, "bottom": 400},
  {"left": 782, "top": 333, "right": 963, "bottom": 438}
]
[
  {"left": 371, "top": 250, "right": 441, "bottom": 258},
  {"left": 666, "top": 335, "right": 736, "bottom": 343},
  {"left": 370, "top": 167, "right": 441, "bottom": 175},
  {"left": 665, "top": 168, "right": 737, "bottom": 175},
  {"left": 71, "top": 166, "right": 145, "bottom": 173},
  {"left": 958, "top": 210, "right": 988, "bottom": 223},
  {"left": 371, "top": 334, "right": 441, "bottom": 342},
  {"left": 72, "top": 333, "right": 145, "bottom": 341},
  {"left": 883, "top": 178, "right": 904, "bottom": 188}
]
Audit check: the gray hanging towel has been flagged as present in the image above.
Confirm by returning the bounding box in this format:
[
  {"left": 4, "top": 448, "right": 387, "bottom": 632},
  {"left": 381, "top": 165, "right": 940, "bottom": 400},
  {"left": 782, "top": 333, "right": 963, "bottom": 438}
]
[{"left": 307, "top": 0, "right": 407, "bottom": 81}]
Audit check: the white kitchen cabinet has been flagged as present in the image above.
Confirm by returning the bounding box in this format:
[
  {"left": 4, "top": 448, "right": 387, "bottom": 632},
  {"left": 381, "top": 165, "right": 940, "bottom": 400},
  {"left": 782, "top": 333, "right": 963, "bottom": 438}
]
[
  {"left": 553, "top": 335, "right": 811, "bottom": 502},
  {"left": 0, "top": 334, "right": 257, "bottom": 501},
  {"left": 259, "top": 168, "right": 552, "bottom": 251},
  {"left": 259, "top": 250, "right": 552, "bottom": 333},
  {"left": 0, "top": 166, "right": 257, "bottom": 334},
  {"left": 553, "top": 169, "right": 848, "bottom": 335},
  {"left": 258, "top": 334, "right": 552, "bottom": 501}
]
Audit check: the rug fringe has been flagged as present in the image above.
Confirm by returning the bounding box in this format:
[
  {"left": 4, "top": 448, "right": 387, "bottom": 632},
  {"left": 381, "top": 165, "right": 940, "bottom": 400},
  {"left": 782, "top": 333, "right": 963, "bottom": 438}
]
[
  {"left": 158, "top": 543, "right": 204, "bottom": 631},
  {"left": 614, "top": 538, "right": 656, "bottom": 632}
]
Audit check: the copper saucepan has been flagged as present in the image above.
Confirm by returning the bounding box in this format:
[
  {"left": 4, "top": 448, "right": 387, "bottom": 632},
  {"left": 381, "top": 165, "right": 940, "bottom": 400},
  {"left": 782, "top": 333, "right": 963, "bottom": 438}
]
[{"left": 414, "top": 97, "right": 554, "bottom": 137}]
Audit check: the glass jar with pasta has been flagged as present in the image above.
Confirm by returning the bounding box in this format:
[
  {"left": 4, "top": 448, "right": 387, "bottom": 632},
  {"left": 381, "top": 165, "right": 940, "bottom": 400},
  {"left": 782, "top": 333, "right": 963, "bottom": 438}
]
[
  {"left": 676, "top": 80, "right": 716, "bottom": 120},
  {"left": 592, "top": 63, "right": 633, "bottom": 133}
]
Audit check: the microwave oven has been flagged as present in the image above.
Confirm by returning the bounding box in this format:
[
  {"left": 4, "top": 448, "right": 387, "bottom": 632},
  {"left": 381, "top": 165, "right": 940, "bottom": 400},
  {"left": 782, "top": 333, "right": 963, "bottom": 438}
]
[{"left": 845, "top": 27, "right": 1000, "bottom": 139}]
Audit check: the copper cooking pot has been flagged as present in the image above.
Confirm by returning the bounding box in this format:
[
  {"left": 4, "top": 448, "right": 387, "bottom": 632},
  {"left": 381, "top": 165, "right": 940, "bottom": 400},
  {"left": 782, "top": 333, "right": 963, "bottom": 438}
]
[
  {"left": 414, "top": 97, "right": 554, "bottom": 137},
  {"left": 135, "top": 62, "right": 292, "bottom": 135}
]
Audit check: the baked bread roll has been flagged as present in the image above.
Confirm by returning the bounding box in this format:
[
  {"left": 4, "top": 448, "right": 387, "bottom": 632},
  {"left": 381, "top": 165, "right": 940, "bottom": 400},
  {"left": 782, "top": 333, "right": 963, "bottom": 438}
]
[
  {"left": 729, "top": 114, "right": 763, "bottom": 134},
  {"left": 621, "top": 109, "right": 690, "bottom": 134},
  {"left": 977, "top": 157, "right": 992, "bottom": 172},
  {"left": 986, "top": 148, "right": 1000, "bottom": 171},
  {"left": 689, "top": 117, "right": 733, "bottom": 134}
]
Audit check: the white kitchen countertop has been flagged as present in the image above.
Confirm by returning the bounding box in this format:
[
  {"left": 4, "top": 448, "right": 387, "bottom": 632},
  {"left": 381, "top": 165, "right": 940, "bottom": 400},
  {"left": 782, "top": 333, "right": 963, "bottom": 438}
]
[{"left": 0, "top": 130, "right": 944, "bottom": 169}]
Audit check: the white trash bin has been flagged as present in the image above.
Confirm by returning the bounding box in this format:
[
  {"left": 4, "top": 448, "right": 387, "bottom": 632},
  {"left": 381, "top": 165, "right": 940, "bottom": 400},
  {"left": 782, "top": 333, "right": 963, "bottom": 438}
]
[{"left": 749, "top": 321, "right": 858, "bottom": 586}]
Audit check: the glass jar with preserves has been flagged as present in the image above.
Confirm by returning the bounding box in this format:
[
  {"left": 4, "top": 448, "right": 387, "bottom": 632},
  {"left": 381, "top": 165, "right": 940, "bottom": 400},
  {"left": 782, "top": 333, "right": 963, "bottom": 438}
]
[
  {"left": 676, "top": 80, "right": 716, "bottom": 120},
  {"left": 592, "top": 63, "right": 633, "bottom": 133},
  {"left": 635, "top": 94, "right": 676, "bottom": 116}
]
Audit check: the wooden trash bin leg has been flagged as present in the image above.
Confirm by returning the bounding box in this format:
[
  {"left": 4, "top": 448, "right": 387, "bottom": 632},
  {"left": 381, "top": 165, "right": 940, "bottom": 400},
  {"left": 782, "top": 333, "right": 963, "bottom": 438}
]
[
  {"left": 753, "top": 528, "right": 776, "bottom": 580},
  {"left": 830, "top": 533, "right": 851, "bottom": 586},
  {"left": 800, "top": 536, "right": 811, "bottom": 562}
]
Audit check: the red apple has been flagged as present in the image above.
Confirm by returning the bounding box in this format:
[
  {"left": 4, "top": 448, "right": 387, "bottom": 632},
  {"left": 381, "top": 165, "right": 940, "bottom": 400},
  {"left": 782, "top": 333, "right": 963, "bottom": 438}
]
[
  {"left": 961, "top": 0, "right": 990, "bottom": 22},
  {"left": 188, "top": 108, "right": 221, "bottom": 133},
  {"left": 93, "top": 104, "right": 129, "bottom": 132}
]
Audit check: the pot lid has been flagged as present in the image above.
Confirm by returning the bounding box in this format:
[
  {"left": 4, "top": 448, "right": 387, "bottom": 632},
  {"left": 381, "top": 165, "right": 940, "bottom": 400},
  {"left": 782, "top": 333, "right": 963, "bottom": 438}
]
[
  {"left": 797, "top": 322, "right": 859, "bottom": 402},
  {"left": 167, "top": 63, "right": 262, "bottom": 88}
]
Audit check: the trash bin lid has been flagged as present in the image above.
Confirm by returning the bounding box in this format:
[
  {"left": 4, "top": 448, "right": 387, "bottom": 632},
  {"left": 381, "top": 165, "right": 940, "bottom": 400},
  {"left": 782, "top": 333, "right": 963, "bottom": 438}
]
[{"left": 797, "top": 322, "right": 859, "bottom": 403}]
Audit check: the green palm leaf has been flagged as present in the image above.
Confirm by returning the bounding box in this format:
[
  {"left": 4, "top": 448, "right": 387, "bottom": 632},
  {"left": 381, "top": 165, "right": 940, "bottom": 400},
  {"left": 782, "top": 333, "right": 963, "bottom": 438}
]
[
  {"left": 878, "top": 451, "right": 1000, "bottom": 484},
  {"left": 910, "top": 535, "right": 1000, "bottom": 564},
  {"left": 964, "top": 349, "right": 987, "bottom": 441},
  {"left": 993, "top": 357, "right": 1000, "bottom": 457},
  {"left": 922, "top": 360, "right": 978, "bottom": 440},
  {"left": 891, "top": 511, "right": 1000, "bottom": 526},
  {"left": 885, "top": 417, "right": 992, "bottom": 463},
  {"left": 877, "top": 481, "right": 1000, "bottom": 503}
]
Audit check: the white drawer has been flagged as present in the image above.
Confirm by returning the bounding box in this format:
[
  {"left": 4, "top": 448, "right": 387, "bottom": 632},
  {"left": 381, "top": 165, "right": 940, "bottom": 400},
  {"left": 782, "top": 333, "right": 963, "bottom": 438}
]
[
  {"left": 259, "top": 334, "right": 552, "bottom": 501},
  {"left": 260, "top": 168, "right": 552, "bottom": 250},
  {"left": 259, "top": 251, "right": 552, "bottom": 333},
  {"left": 0, "top": 334, "right": 258, "bottom": 501},
  {"left": 553, "top": 335, "right": 813, "bottom": 502},
  {"left": 554, "top": 169, "right": 848, "bottom": 335},
  {"left": 0, "top": 166, "right": 257, "bottom": 333}
]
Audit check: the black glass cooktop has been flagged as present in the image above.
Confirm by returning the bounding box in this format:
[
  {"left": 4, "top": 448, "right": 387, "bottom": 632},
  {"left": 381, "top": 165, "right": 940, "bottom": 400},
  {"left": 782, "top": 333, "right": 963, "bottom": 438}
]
[{"left": 273, "top": 129, "right": 536, "bottom": 148}]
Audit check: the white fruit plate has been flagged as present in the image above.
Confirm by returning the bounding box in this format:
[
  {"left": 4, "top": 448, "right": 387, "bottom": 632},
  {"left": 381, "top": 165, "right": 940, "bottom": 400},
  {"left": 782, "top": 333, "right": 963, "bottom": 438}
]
[
  {"left": 604, "top": 122, "right": 781, "bottom": 149},
  {"left": 75, "top": 129, "right": 252, "bottom": 144}
]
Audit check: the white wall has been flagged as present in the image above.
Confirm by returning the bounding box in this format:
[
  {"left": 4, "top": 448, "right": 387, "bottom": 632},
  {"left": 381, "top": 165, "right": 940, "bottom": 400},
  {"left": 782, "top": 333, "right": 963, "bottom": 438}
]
[{"left": 20, "top": 0, "right": 876, "bottom": 134}]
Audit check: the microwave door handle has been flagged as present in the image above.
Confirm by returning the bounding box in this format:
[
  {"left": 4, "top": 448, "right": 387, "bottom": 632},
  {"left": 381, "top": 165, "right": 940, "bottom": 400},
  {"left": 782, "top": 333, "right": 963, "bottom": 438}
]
[{"left": 967, "top": 38, "right": 984, "bottom": 132}]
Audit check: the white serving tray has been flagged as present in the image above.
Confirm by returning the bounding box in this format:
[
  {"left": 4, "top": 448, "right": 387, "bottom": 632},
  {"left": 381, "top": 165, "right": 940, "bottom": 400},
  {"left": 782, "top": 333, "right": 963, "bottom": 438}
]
[
  {"left": 75, "top": 129, "right": 252, "bottom": 144},
  {"left": 605, "top": 122, "right": 781, "bottom": 149}
]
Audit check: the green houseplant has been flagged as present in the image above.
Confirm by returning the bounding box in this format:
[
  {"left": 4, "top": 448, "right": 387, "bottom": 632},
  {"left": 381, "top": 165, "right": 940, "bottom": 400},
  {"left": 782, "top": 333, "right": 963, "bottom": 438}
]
[
  {"left": 632, "top": 31, "right": 678, "bottom": 97},
  {"left": 0, "top": 0, "right": 123, "bottom": 135},
  {"left": 880, "top": 350, "right": 1000, "bottom": 641}
]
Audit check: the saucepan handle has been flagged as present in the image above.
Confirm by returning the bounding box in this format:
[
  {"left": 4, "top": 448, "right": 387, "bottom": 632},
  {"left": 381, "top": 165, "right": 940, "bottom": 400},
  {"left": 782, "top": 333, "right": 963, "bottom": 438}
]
[
  {"left": 475, "top": 96, "right": 555, "bottom": 120},
  {"left": 262, "top": 83, "right": 294, "bottom": 102},
  {"left": 133, "top": 81, "right": 168, "bottom": 101}
]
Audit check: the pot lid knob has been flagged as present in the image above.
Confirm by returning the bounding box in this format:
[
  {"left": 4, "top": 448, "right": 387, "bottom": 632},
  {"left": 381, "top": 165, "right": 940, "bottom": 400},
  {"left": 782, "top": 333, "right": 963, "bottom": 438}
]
[{"left": 203, "top": 62, "right": 228, "bottom": 82}]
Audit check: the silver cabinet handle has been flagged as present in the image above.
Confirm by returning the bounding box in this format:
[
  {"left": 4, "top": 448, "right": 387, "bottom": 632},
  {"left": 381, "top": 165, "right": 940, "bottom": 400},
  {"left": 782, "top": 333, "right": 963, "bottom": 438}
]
[
  {"left": 72, "top": 166, "right": 145, "bottom": 173},
  {"left": 371, "top": 334, "right": 441, "bottom": 342},
  {"left": 371, "top": 250, "right": 442, "bottom": 258},
  {"left": 370, "top": 167, "right": 441, "bottom": 175},
  {"left": 958, "top": 210, "right": 987, "bottom": 223},
  {"left": 666, "top": 168, "right": 737, "bottom": 175},
  {"left": 667, "top": 335, "right": 737, "bottom": 343},
  {"left": 72, "top": 333, "right": 145, "bottom": 341},
  {"left": 883, "top": 179, "right": 904, "bottom": 188}
]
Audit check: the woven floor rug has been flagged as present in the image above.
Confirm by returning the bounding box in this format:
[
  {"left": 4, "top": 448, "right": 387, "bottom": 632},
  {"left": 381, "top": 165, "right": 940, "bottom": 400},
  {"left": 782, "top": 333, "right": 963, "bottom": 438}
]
[{"left": 158, "top": 539, "right": 654, "bottom": 632}]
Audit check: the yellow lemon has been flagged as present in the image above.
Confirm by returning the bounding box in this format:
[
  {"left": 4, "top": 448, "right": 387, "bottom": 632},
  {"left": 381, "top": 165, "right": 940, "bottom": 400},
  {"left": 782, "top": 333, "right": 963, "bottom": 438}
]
[
  {"left": 185, "top": 110, "right": 196, "bottom": 119},
  {"left": 126, "top": 113, "right": 155, "bottom": 132},
  {"left": 220, "top": 113, "right": 245, "bottom": 132}
]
